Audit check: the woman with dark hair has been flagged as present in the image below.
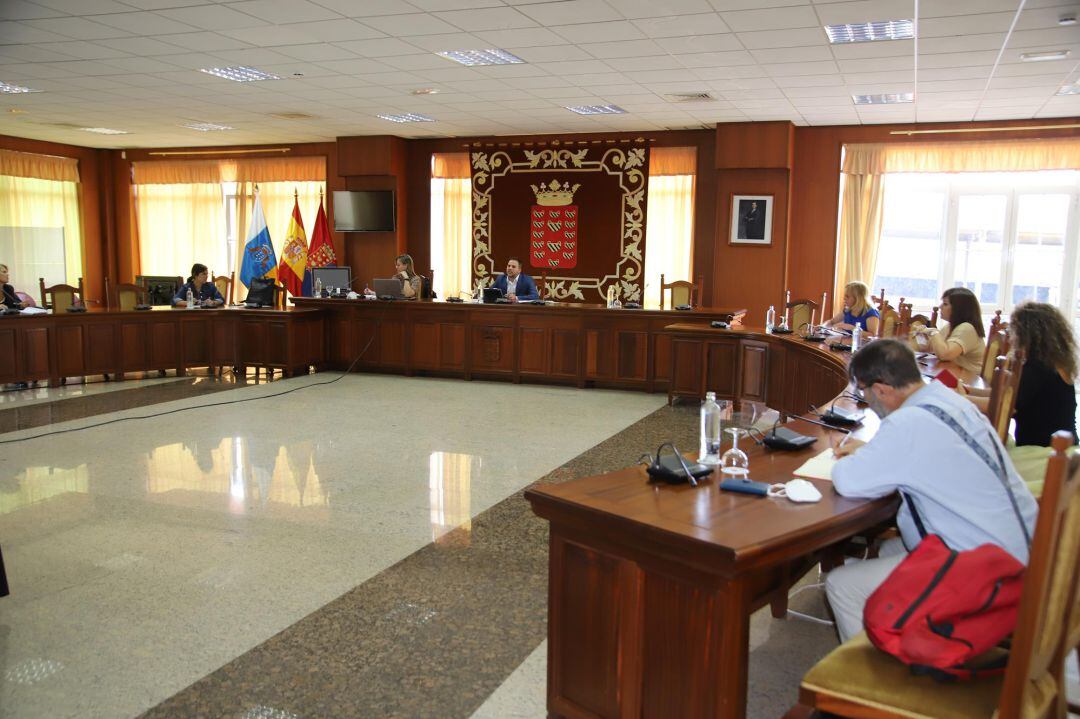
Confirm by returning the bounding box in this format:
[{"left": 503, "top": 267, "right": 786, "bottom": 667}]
[
  {"left": 394, "top": 254, "right": 421, "bottom": 300},
  {"left": 1008, "top": 302, "right": 1077, "bottom": 446},
  {"left": 913, "top": 287, "right": 986, "bottom": 372},
  {"left": 173, "top": 263, "right": 224, "bottom": 307}
]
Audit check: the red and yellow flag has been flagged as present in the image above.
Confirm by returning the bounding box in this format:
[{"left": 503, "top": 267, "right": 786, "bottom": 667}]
[{"left": 277, "top": 196, "right": 308, "bottom": 297}]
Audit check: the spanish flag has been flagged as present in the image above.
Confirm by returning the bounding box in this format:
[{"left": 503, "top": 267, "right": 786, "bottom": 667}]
[{"left": 278, "top": 195, "right": 308, "bottom": 297}]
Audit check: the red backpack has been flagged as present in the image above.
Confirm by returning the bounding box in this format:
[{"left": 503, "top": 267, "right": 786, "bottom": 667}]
[{"left": 862, "top": 405, "right": 1032, "bottom": 680}]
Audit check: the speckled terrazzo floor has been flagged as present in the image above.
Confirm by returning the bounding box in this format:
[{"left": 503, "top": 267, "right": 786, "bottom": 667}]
[{"left": 135, "top": 404, "right": 839, "bottom": 719}]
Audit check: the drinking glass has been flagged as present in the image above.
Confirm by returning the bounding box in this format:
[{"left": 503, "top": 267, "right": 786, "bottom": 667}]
[{"left": 719, "top": 405, "right": 758, "bottom": 480}]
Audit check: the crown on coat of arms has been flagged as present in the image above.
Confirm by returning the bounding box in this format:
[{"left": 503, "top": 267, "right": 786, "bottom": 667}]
[{"left": 531, "top": 179, "right": 581, "bottom": 207}]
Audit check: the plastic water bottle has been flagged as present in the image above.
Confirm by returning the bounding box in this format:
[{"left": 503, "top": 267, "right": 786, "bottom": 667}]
[
  {"left": 186, "top": 288, "right": 195, "bottom": 309},
  {"left": 765, "top": 305, "right": 776, "bottom": 333},
  {"left": 852, "top": 323, "right": 862, "bottom": 352},
  {"left": 700, "top": 391, "right": 723, "bottom": 465},
  {"left": 314, "top": 277, "right": 323, "bottom": 298}
]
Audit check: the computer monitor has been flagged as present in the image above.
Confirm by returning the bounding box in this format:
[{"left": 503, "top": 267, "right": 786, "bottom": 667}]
[{"left": 312, "top": 266, "right": 351, "bottom": 292}]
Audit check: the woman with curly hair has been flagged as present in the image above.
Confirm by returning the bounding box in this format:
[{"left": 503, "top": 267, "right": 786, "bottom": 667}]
[{"left": 1009, "top": 301, "right": 1078, "bottom": 447}]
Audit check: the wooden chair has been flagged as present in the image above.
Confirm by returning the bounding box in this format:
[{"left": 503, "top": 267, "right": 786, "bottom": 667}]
[
  {"left": 987, "top": 350, "right": 1024, "bottom": 444},
  {"left": 212, "top": 271, "right": 233, "bottom": 305},
  {"left": 789, "top": 431, "right": 1080, "bottom": 719},
  {"left": 878, "top": 302, "right": 901, "bottom": 338},
  {"left": 786, "top": 298, "right": 819, "bottom": 333},
  {"left": 982, "top": 327, "right": 1012, "bottom": 384},
  {"left": 39, "top": 277, "right": 84, "bottom": 311},
  {"left": 108, "top": 280, "right": 150, "bottom": 312},
  {"left": 660, "top": 273, "right": 703, "bottom": 309},
  {"left": 988, "top": 309, "right": 1006, "bottom": 338}
]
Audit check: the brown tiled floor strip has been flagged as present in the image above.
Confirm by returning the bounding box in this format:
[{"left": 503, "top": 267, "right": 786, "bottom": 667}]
[
  {"left": 140, "top": 405, "right": 702, "bottom": 719},
  {"left": 0, "top": 374, "right": 264, "bottom": 435}
]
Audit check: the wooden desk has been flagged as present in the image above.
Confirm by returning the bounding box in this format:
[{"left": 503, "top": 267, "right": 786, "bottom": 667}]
[
  {"left": 291, "top": 298, "right": 746, "bottom": 392},
  {"left": 0, "top": 306, "right": 324, "bottom": 386},
  {"left": 525, "top": 327, "right": 987, "bottom": 719}
]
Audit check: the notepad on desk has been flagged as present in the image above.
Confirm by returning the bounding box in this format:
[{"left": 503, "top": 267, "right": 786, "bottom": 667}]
[{"left": 792, "top": 448, "right": 839, "bottom": 481}]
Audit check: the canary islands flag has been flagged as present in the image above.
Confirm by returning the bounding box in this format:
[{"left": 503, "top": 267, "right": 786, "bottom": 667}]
[
  {"left": 240, "top": 191, "right": 277, "bottom": 288},
  {"left": 278, "top": 197, "right": 308, "bottom": 297},
  {"left": 303, "top": 195, "right": 337, "bottom": 296}
]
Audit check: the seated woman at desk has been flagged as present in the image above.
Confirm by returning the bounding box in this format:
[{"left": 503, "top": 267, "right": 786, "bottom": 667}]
[
  {"left": 824, "top": 280, "right": 879, "bottom": 334},
  {"left": 173, "top": 263, "right": 225, "bottom": 307},
  {"left": 963, "top": 301, "right": 1077, "bottom": 447},
  {"left": 911, "top": 286, "right": 985, "bottom": 373},
  {"left": 0, "top": 264, "right": 26, "bottom": 309},
  {"left": 394, "top": 254, "right": 422, "bottom": 299}
]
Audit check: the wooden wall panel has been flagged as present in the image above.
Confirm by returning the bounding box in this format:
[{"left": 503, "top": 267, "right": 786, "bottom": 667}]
[
  {"left": 739, "top": 340, "right": 768, "bottom": 403},
  {"left": 670, "top": 338, "right": 702, "bottom": 397},
  {"left": 439, "top": 322, "right": 465, "bottom": 369},
  {"left": 550, "top": 329, "right": 579, "bottom": 379},
  {"left": 518, "top": 327, "right": 546, "bottom": 375},
  {"left": 411, "top": 321, "right": 440, "bottom": 370},
  {"left": 85, "top": 322, "right": 115, "bottom": 373},
  {"left": 705, "top": 340, "right": 738, "bottom": 399},
  {"left": 471, "top": 325, "right": 515, "bottom": 373},
  {"left": 616, "top": 331, "right": 648, "bottom": 382},
  {"left": 715, "top": 121, "right": 793, "bottom": 170},
  {"left": 0, "top": 328, "right": 16, "bottom": 382},
  {"left": 56, "top": 324, "right": 85, "bottom": 377},
  {"left": 120, "top": 322, "right": 148, "bottom": 371},
  {"left": 21, "top": 326, "right": 50, "bottom": 378}
]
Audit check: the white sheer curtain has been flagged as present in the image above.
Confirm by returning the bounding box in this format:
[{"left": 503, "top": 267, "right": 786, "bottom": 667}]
[
  {"left": 644, "top": 147, "right": 696, "bottom": 309},
  {"left": 430, "top": 153, "right": 472, "bottom": 300},
  {"left": 135, "top": 183, "right": 227, "bottom": 278}
]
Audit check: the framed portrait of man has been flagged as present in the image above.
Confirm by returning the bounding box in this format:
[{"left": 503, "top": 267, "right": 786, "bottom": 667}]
[{"left": 729, "top": 195, "right": 773, "bottom": 245}]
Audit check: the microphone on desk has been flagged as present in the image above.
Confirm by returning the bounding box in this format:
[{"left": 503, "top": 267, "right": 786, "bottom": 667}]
[{"left": 791, "top": 414, "right": 853, "bottom": 434}]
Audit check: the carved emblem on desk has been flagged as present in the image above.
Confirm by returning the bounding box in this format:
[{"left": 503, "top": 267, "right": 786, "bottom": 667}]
[
  {"left": 482, "top": 331, "right": 502, "bottom": 363},
  {"left": 530, "top": 180, "right": 580, "bottom": 270}
]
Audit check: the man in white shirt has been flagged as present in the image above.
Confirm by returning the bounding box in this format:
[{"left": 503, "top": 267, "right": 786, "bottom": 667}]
[{"left": 825, "top": 339, "right": 1037, "bottom": 642}]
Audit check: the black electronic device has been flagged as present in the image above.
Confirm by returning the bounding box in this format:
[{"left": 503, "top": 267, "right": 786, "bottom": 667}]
[
  {"left": 820, "top": 405, "right": 863, "bottom": 427},
  {"left": 719, "top": 478, "right": 770, "bottom": 495},
  {"left": 762, "top": 426, "right": 817, "bottom": 451},
  {"left": 675, "top": 304, "right": 692, "bottom": 311},
  {"left": 378, "top": 294, "right": 397, "bottom": 301},
  {"left": 643, "top": 442, "right": 713, "bottom": 487},
  {"left": 243, "top": 302, "right": 265, "bottom": 309},
  {"left": 244, "top": 277, "right": 276, "bottom": 307},
  {"left": 710, "top": 320, "right": 730, "bottom": 329},
  {"left": 134, "top": 304, "right": 152, "bottom": 311},
  {"left": 803, "top": 333, "right": 826, "bottom": 342},
  {"left": 529, "top": 299, "right": 546, "bottom": 305},
  {"left": 66, "top": 305, "right": 86, "bottom": 313},
  {"left": 332, "top": 191, "right": 395, "bottom": 232},
  {"left": 1, "top": 307, "right": 20, "bottom": 316},
  {"left": 312, "top": 266, "right": 352, "bottom": 290},
  {"left": 445, "top": 297, "right": 463, "bottom": 303},
  {"left": 772, "top": 327, "right": 793, "bottom": 335},
  {"left": 829, "top": 343, "right": 852, "bottom": 352},
  {"left": 623, "top": 302, "right": 641, "bottom": 309},
  {"left": 483, "top": 287, "right": 503, "bottom": 304},
  {"left": 494, "top": 297, "right": 511, "bottom": 304}
]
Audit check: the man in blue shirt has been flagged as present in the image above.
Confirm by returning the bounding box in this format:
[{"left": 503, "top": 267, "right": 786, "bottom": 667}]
[{"left": 490, "top": 257, "right": 539, "bottom": 303}]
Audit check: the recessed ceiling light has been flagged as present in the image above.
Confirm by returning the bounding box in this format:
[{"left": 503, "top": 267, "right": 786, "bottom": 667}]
[
  {"left": 411, "top": 88, "right": 440, "bottom": 95},
  {"left": 0, "top": 81, "right": 42, "bottom": 94},
  {"left": 181, "top": 122, "right": 234, "bottom": 132},
  {"left": 825, "top": 20, "right": 914, "bottom": 44},
  {"left": 81, "top": 127, "right": 129, "bottom": 135},
  {"left": 853, "top": 92, "right": 914, "bottom": 105},
  {"left": 1057, "top": 85, "right": 1080, "bottom": 95},
  {"left": 200, "top": 66, "right": 281, "bottom": 82},
  {"left": 565, "top": 104, "right": 627, "bottom": 115},
  {"left": 270, "top": 112, "right": 315, "bottom": 120},
  {"left": 377, "top": 112, "right": 435, "bottom": 123},
  {"left": 1020, "top": 50, "right": 1070, "bottom": 62},
  {"left": 1058, "top": 16, "right": 1077, "bottom": 26},
  {"left": 436, "top": 49, "right": 524, "bottom": 66}
]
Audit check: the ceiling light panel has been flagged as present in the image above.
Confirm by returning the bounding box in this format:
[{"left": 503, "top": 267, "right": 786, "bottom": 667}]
[
  {"left": 1056, "top": 85, "right": 1080, "bottom": 95},
  {"left": 81, "top": 127, "right": 129, "bottom": 135},
  {"left": 1020, "top": 50, "right": 1070, "bottom": 62},
  {"left": 199, "top": 66, "right": 282, "bottom": 82},
  {"left": 0, "top": 81, "right": 42, "bottom": 94},
  {"left": 181, "top": 122, "right": 234, "bottom": 131},
  {"left": 377, "top": 113, "right": 435, "bottom": 123},
  {"left": 825, "top": 20, "right": 915, "bottom": 44},
  {"left": 565, "top": 104, "right": 627, "bottom": 115},
  {"left": 435, "top": 49, "right": 525, "bottom": 66},
  {"left": 852, "top": 92, "right": 914, "bottom": 105}
]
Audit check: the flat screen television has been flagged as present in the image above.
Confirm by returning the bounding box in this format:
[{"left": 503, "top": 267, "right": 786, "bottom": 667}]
[{"left": 333, "top": 190, "right": 395, "bottom": 232}]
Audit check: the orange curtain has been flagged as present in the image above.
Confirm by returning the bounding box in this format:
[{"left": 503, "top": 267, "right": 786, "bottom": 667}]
[{"left": 0, "top": 149, "right": 79, "bottom": 183}]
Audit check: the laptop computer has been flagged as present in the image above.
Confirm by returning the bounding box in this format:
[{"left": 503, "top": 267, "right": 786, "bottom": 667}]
[{"left": 372, "top": 277, "right": 404, "bottom": 299}]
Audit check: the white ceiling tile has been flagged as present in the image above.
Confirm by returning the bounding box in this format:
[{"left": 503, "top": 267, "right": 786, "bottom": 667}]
[
  {"left": 974, "top": 107, "right": 1038, "bottom": 120},
  {"left": 517, "top": 0, "right": 622, "bottom": 25},
  {"left": 360, "top": 12, "right": 462, "bottom": 36},
  {"left": 828, "top": 38, "right": 912, "bottom": 60},
  {"left": 763, "top": 59, "right": 839, "bottom": 76},
  {"left": 91, "top": 11, "right": 201, "bottom": 35},
  {"left": 782, "top": 84, "right": 851, "bottom": 97},
  {"left": 158, "top": 33, "right": 254, "bottom": 52},
  {"left": 994, "top": 60, "right": 1078, "bottom": 77},
  {"left": 508, "top": 44, "right": 594, "bottom": 62},
  {"left": 918, "top": 66, "right": 990, "bottom": 81},
  {"left": 918, "top": 50, "right": 1001, "bottom": 68},
  {"left": 210, "top": 47, "right": 311, "bottom": 65},
  {"left": 472, "top": 26, "right": 567, "bottom": 47},
  {"left": 610, "top": 55, "right": 682, "bottom": 71},
  {"left": 626, "top": 68, "right": 699, "bottom": 82},
  {"left": 989, "top": 74, "right": 1066, "bottom": 89},
  {"left": 95, "top": 36, "right": 185, "bottom": 55},
  {"left": 218, "top": 25, "right": 321, "bottom": 47},
  {"left": 718, "top": 86, "right": 785, "bottom": 99},
  {"left": 334, "top": 38, "right": 425, "bottom": 57},
  {"left": 750, "top": 45, "right": 833, "bottom": 63},
  {"left": 475, "top": 61, "right": 551, "bottom": 77},
  {"left": 720, "top": 5, "right": 819, "bottom": 31},
  {"left": 435, "top": 7, "right": 537, "bottom": 31},
  {"left": 23, "top": 16, "right": 132, "bottom": 39},
  {"left": 653, "top": 33, "right": 743, "bottom": 53},
  {"left": 1007, "top": 26, "right": 1080, "bottom": 49},
  {"left": 32, "top": 0, "right": 131, "bottom": 14},
  {"left": 812, "top": 0, "right": 914, "bottom": 26},
  {"left": 150, "top": 52, "right": 233, "bottom": 71},
  {"left": 0, "top": 44, "right": 81, "bottom": 62},
  {"left": 41, "top": 59, "right": 129, "bottom": 75},
  {"left": 275, "top": 43, "right": 360, "bottom": 62},
  {"left": 736, "top": 27, "right": 825, "bottom": 49},
  {"left": 402, "top": 32, "right": 487, "bottom": 51},
  {"left": 101, "top": 56, "right": 183, "bottom": 73},
  {"left": 692, "top": 64, "right": 768, "bottom": 78},
  {"left": 312, "top": 57, "right": 398, "bottom": 74},
  {"left": 551, "top": 21, "right": 645, "bottom": 43},
  {"left": 409, "top": 0, "right": 502, "bottom": 9},
  {"left": 608, "top": 0, "right": 715, "bottom": 19},
  {"left": 157, "top": 5, "right": 268, "bottom": 31},
  {"left": 918, "top": 12, "right": 1013, "bottom": 37},
  {"left": 581, "top": 39, "right": 667, "bottom": 59},
  {"left": 536, "top": 59, "right": 615, "bottom": 75},
  {"left": 919, "top": 33, "right": 1007, "bottom": 54},
  {"left": 632, "top": 13, "right": 731, "bottom": 38},
  {"left": 676, "top": 50, "right": 756, "bottom": 66},
  {"left": 919, "top": 0, "right": 1023, "bottom": 16},
  {"left": 915, "top": 78, "right": 988, "bottom": 92},
  {"left": 33, "top": 40, "right": 128, "bottom": 60},
  {"left": 275, "top": 19, "right": 387, "bottom": 42},
  {"left": 226, "top": 0, "right": 342, "bottom": 25},
  {"left": 773, "top": 73, "right": 844, "bottom": 87},
  {"left": 708, "top": 0, "right": 809, "bottom": 8},
  {"left": 836, "top": 55, "right": 911, "bottom": 71}
]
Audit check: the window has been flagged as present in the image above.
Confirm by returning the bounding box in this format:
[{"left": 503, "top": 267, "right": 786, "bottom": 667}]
[
  {"left": 0, "top": 175, "right": 83, "bottom": 289},
  {"left": 644, "top": 147, "right": 696, "bottom": 308},
  {"left": 872, "top": 170, "right": 1080, "bottom": 324},
  {"left": 430, "top": 153, "right": 472, "bottom": 300}
]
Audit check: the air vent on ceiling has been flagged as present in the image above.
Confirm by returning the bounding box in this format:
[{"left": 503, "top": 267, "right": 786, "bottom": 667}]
[
  {"left": 667, "top": 92, "right": 715, "bottom": 103},
  {"left": 271, "top": 112, "right": 315, "bottom": 120}
]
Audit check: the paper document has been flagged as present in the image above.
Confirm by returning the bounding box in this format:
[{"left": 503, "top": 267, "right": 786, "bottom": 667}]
[
  {"left": 20, "top": 306, "right": 46, "bottom": 315},
  {"left": 793, "top": 447, "right": 839, "bottom": 481}
]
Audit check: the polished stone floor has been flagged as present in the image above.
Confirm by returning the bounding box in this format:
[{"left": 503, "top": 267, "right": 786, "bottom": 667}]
[{"left": 0, "top": 372, "right": 669, "bottom": 718}]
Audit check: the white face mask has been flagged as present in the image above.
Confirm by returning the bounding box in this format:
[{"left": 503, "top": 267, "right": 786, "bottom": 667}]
[{"left": 767, "top": 479, "right": 823, "bottom": 503}]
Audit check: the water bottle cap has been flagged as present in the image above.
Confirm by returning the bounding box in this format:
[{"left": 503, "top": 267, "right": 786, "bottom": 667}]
[{"left": 705, "top": 391, "right": 716, "bottom": 400}]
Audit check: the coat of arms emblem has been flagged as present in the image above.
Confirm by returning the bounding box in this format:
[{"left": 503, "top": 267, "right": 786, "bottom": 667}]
[{"left": 530, "top": 179, "right": 580, "bottom": 269}]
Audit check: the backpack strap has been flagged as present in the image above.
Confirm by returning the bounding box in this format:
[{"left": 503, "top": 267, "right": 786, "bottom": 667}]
[
  {"left": 903, "top": 492, "right": 929, "bottom": 549},
  {"left": 916, "top": 404, "right": 1031, "bottom": 548}
]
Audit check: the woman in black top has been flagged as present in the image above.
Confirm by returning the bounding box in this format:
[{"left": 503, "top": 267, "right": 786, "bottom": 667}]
[
  {"left": 1011, "top": 302, "right": 1077, "bottom": 446},
  {"left": 0, "top": 263, "right": 25, "bottom": 309}
]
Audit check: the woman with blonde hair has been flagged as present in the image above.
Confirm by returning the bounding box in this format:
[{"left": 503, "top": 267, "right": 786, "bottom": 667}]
[
  {"left": 824, "top": 280, "right": 880, "bottom": 334},
  {"left": 394, "top": 254, "right": 421, "bottom": 300}
]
